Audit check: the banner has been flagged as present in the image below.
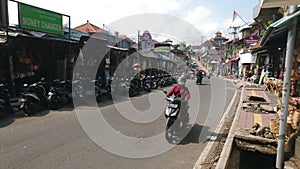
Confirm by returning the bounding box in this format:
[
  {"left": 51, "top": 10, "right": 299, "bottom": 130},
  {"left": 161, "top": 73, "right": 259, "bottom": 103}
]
[
  {"left": 19, "top": 3, "right": 63, "bottom": 35},
  {"left": 140, "top": 31, "right": 152, "bottom": 53}
]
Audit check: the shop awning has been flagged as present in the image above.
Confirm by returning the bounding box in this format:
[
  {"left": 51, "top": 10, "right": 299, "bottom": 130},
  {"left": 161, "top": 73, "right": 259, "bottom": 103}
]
[
  {"left": 107, "top": 45, "right": 129, "bottom": 51},
  {"left": 260, "top": 10, "right": 300, "bottom": 46},
  {"left": 240, "top": 53, "right": 256, "bottom": 64},
  {"left": 259, "top": 0, "right": 300, "bottom": 8},
  {"left": 139, "top": 51, "right": 160, "bottom": 59},
  {"left": 157, "top": 53, "right": 171, "bottom": 61}
]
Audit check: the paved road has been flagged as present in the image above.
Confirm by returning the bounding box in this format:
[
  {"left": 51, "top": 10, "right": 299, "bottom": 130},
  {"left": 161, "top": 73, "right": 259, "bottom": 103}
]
[{"left": 0, "top": 77, "right": 235, "bottom": 169}]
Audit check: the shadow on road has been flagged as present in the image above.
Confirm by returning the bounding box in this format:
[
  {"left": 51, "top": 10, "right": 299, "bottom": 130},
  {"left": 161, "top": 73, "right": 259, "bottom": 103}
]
[
  {"left": 178, "top": 123, "right": 211, "bottom": 145},
  {"left": 0, "top": 109, "right": 50, "bottom": 128},
  {"left": 0, "top": 116, "right": 15, "bottom": 128},
  {"left": 177, "top": 123, "right": 227, "bottom": 145}
]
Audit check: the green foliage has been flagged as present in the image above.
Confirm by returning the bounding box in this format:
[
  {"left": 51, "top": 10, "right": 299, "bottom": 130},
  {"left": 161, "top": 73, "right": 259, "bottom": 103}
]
[
  {"left": 179, "top": 41, "right": 191, "bottom": 55},
  {"left": 278, "top": 8, "right": 284, "bottom": 16},
  {"left": 236, "top": 44, "right": 244, "bottom": 50}
]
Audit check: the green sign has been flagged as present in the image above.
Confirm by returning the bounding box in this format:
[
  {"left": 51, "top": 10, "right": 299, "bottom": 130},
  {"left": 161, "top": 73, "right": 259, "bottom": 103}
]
[{"left": 19, "top": 3, "right": 63, "bottom": 35}]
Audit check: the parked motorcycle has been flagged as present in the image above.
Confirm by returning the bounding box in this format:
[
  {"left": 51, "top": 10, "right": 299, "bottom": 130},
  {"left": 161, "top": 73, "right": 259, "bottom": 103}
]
[
  {"left": 141, "top": 75, "right": 152, "bottom": 93},
  {"left": 165, "top": 74, "right": 175, "bottom": 86},
  {"left": 110, "top": 77, "right": 129, "bottom": 96},
  {"left": 156, "top": 74, "right": 166, "bottom": 88},
  {"left": 19, "top": 80, "right": 49, "bottom": 116},
  {"left": 0, "top": 84, "right": 14, "bottom": 117},
  {"left": 94, "top": 76, "right": 111, "bottom": 98},
  {"left": 150, "top": 75, "right": 158, "bottom": 89},
  {"left": 129, "top": 76, "right": 141, "bottom": 97},
  {"left": 163, "top": 90, "right": 189, "bottom": 143},
  {"left": 48, "top": 79, "right": 72, "bottom": 109}
]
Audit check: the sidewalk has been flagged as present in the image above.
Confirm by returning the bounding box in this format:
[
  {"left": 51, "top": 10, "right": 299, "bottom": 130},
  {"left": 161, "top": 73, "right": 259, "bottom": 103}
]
[
  {"left": 214, "top": 77, "right": 300, "bottom": 168},
  {"left": 234, "top": 80, "right": 300, "bottom": 168}
]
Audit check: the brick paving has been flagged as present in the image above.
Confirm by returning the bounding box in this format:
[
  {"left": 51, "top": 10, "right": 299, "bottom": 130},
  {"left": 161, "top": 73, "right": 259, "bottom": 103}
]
[
  {"left": 237, "top": 87, "right": 277, "bottom": 129},
  {"left": 234, "top": 79, "right": 300, "bottom": 169}
]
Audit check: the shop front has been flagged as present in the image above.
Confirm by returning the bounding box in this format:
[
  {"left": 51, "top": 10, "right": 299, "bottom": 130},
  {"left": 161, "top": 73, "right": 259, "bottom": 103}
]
[
  {"left": 259, "top": 9, "right": 300, "bottom": 98},
  {"left": 1, "top": 30, "right": 79, "bottom": 95}
]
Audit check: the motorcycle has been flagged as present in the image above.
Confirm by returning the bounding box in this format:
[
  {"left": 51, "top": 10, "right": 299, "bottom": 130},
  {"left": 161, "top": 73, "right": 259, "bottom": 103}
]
[
  {"left": 110, "top": 77, "right": 129, "bottom": 97},
  {"left": 94, "top": 77, "right": 111, "bottom": 97},
  {"left": 129, "top": 76, "right": 141, "bottom": 97},
  {"left": 196, "top": 70, "right": 205, "bottom": 85},
  {"left": 72, "top": 78, "right": 102, "bottom": 105},
  {"left": 163, "top": 90, "right": 189, "bottom": 143},
  {"left": 19, "top": 81, "right": 49, "bottom": 116},
  {"left": 165, "top": 74, "right": 175, "bottom": 86},
  {"left": 150, "top": 75, "right": 159, "bottom": 89},
  {"left": 0, "top": 84, "right": 14, "bottom": 117},
  {"left": 141, "top": 75, "right": 152, "bottom": 93},
  {"left": 48, "top": 79, "right": 72, "bottom": 109}
]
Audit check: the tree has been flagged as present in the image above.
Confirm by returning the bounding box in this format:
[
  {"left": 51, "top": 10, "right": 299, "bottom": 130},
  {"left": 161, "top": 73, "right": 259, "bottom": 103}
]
[{"left": 179, "top": 41, "right": 190, "bottom": 53}]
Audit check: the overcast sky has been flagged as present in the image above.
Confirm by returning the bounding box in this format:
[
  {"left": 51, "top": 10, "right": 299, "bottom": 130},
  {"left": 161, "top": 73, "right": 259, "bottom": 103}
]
[{"left": 8, "top": 0, "right": 259, "bottom": 45}]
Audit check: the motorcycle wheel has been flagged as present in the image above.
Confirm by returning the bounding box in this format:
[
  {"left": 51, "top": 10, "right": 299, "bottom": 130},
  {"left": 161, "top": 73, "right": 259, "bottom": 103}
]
[
  {"left": 0, "top": 107, "right": 5, "bottom": 118},
  {"left": 151, "top": 82, "right": 158, "bottom": 89},
  {"left": 0, "top": 106, "right": 14, "bottom": 117},
  {"left": 23, "top": 101, "right": 37, "bottom": 116},
  {"left": 49, "top": 95, "right": 61, "bottom": 110},
  {"left": 129, "top": 88, "right": 138, "bottom": 97},
  {"left": 143, "top": 83, "right": 151, "bottom": 92}
]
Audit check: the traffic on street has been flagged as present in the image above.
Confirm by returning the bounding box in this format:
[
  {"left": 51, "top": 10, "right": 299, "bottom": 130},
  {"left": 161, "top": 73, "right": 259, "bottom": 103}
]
[{"left": 1, "top": 0, "right": 300, "bottom": 169}]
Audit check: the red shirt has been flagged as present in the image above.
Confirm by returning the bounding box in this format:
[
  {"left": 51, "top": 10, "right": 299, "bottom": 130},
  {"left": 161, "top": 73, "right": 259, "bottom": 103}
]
[{"left": 166, "top": 84, "right": 190, "bottom": 100}]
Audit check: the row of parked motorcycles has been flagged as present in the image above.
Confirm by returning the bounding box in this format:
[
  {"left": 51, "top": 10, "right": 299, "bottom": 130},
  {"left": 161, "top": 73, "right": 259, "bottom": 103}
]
[
  {"left": 0, "top": 79, "right": 73, "bottom": 117},
  {"left": 110, "top": 73, "right": 177, "bottom": 97},
  {"left": 0, "top": 73, "right": 177, "bottom": 117}
]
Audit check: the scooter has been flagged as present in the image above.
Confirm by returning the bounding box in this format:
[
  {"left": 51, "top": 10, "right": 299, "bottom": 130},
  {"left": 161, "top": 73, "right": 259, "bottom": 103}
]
[
  {"left": 129, "top": 76, "right": 141, "bottom": 97},
  {"left": 19, "top": 81, "right": 49, "bottom": 116},
  {"left": 196, "top": 71, "right": 205, "bottom": 85},
  {"left": 141, "top": 75, "right": 152, "bottom": 93},
  {"left": 163, "top": 90, "right": 189, "bottom": 143},
  {"left": 48, "top": 79, "right": 72, "bottom": 109},
  {"left": 0, "top": 84, "right": 14, "bottom": 117}
]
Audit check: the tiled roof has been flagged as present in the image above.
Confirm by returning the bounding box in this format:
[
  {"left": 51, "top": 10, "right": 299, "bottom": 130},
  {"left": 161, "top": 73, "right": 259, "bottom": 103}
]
[
  {"left": 165, "top": 39, "right": 173, "bottom": 42},
  {"left": 119, "top": 35, "right": 134, "bottom": 43},
  {"left": 73, "top": 21, "right": 106, "bottom": 33}
]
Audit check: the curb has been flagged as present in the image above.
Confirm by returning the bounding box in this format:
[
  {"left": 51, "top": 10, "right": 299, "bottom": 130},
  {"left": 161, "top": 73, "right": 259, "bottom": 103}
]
[
  {"left": 193, "top": 79, "right": 240, "bottom": 169},
  {"left": 215, "top": 86, "right": 245, "bottom": 169}
]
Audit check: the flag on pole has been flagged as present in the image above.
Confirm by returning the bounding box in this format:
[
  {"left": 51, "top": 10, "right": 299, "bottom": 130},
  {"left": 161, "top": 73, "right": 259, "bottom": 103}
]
[{"left": 232, "top": 10, "right": 237, "bottom": 22}]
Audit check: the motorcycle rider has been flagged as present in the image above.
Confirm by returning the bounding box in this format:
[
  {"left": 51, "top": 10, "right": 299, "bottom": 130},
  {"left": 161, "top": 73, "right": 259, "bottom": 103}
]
[
  {"left": 166, "top": 75, "right": 190, "bottom": 122},
  {"left": 196, "top": 68, "right": 203, "bottom": 77}
]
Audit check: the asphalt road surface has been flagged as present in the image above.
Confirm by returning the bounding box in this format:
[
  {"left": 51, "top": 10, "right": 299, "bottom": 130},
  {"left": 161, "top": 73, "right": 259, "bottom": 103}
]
[{"left": 0, "top": 77, "right": 235, "bottom": 169}]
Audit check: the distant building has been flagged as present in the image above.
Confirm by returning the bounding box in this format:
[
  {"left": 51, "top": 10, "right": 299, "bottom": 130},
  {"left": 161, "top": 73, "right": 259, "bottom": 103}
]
[
  {"left": 74, "top": 20, "right": 116, "bottom": 45},
  {"left": 213, "top": 31, "right": 229, "bottom": 47}
]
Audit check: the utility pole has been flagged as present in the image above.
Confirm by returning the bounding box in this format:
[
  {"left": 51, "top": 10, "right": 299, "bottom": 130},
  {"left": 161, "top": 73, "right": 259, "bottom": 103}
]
[
  {"left": 276, "top": 5, "right": 298, "bottom": 169},
  {"left": 229, "top": 26, "right": 240, "bottom": 39},
  {"left": 137, "top": 30, "right": 140, "bottom": 69}
]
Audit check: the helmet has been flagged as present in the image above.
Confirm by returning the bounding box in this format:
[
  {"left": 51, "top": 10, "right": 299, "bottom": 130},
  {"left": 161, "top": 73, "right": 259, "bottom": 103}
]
[{"left": 177, "top": 75, "right": 186, "bottom": 86}]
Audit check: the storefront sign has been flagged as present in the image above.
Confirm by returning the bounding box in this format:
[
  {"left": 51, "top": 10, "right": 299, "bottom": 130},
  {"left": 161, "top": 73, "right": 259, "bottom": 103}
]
[
  {"left": 245, "top": 36, "right": 259, "bottom": 46},
  {"left": 141, "top": 31, "right": 152, "bottom": 53},
  {"left": 19, "top": 3, "right": 63, "bottom": 35}
]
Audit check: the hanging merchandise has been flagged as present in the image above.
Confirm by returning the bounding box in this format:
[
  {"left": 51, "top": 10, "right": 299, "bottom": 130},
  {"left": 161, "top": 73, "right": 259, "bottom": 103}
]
[{"left": 291, "top": 62, "right": 300, "bottom": 79}]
